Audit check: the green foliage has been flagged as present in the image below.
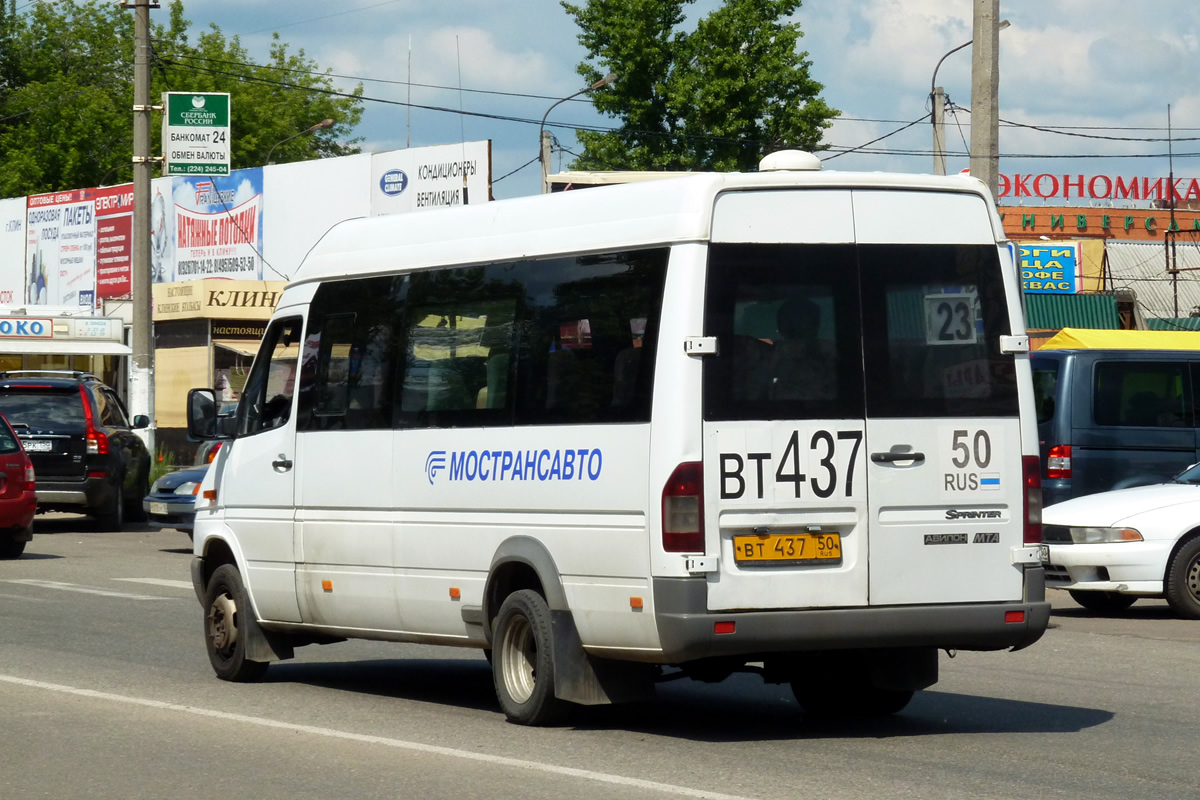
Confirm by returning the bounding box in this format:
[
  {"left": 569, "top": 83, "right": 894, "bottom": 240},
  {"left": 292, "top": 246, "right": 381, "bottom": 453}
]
[
  {"left": 560, "top": 0, "right": 839, "bottom": 172},
  {"left": 0, "top": 1, "right": 363, "bottom": 198},
  {"left": 150, "top": 444, "right": 178, "bottom": 486}
]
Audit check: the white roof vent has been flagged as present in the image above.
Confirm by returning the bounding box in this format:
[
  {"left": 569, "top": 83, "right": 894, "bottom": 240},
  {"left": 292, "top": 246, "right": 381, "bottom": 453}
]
[{"left": 759, "top": 150, "right": 822, "bottom": 172}]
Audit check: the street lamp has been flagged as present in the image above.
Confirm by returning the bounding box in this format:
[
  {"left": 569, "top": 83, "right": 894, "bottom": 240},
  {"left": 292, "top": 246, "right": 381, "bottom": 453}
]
[
  {"left": 539, "top": 73, "right": 617, "bottom": 194},
  {"left": 266, "top": 118, "right": 335, "bottom": 165},
  {"left": 930, "top": 20, "right": 1008, "bottom": 175}
]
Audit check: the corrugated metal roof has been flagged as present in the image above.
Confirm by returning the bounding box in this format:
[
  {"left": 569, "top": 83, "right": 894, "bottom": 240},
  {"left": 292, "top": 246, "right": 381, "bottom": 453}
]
[
  {"left": 1024, "top": 293, "right": 1120, "bottom": 330},
  {"left": 1106, "top": 241, "right": 1200, "bottom": 319},
  {"left": 1146, "top": 316, "right": 1200, "bottom": 330}
]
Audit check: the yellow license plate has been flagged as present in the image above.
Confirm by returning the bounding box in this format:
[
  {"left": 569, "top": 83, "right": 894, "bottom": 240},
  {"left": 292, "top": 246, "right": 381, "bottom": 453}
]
[{"left": 732, "top": 532, "right": 842, "bottom": 565}]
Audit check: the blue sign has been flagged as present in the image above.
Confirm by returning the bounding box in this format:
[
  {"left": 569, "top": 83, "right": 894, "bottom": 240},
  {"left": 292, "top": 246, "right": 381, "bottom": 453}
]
[
  {"left": 425, "top": 448, "right": 603, "bottom": 485},
  {"left": 1021, "top": 244, "right": 1078, "bottom": 294},
  {"left": 380, "top": 169, "right": 409, "bottom": 196}
]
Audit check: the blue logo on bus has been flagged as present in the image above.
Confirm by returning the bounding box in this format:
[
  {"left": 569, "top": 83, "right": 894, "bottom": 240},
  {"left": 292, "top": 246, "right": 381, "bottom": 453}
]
[
  {"left": 379, "top": 169, "right": 409, "bottom": 196},
  {"left": 425, "top": 448, "right": 603, "bottom": 484}
]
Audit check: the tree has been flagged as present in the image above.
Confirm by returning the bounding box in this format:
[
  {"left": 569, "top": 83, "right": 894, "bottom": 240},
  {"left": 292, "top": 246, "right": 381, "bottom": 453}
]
[
  {"left": 0, "top": 1, "right": 363, "bottom": 198},
  {"left": 560, "top": 0, "right": 838, "bottom": 172}
]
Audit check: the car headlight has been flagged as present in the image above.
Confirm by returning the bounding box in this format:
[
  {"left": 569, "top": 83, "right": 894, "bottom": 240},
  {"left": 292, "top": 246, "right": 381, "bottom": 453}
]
[
  {"left": 1064, "top": 526, "right": 1143, "bottom": 543},
  {"left": 174, "top": 481, "right": 202, "bottom": 496}
]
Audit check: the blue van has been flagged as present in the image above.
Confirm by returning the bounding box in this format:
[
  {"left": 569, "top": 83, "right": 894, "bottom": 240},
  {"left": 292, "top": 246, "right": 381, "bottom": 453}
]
[{"left": 1032, "top": 341, "right": 1200, "bottom": 506}]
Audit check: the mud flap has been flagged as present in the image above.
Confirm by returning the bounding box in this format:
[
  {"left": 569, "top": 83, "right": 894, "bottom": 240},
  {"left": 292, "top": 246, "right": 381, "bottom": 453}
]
[{"left": 550, "top": 610, "right": 654, "bottom": 705}]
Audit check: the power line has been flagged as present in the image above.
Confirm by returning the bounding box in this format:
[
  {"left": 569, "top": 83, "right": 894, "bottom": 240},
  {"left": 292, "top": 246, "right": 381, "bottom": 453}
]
[
  {"left": 162, "top": 50, "right": 601, "bottom": 105},
  {"left": 239, "top": 0, "right": 407, "bottom": 37}
]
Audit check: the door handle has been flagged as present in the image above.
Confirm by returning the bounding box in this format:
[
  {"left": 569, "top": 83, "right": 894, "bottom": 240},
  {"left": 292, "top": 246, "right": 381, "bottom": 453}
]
[
  {"left": 871, "top": 451, "right": 925, "bottom": 464},
  {"left": 272, "top": 454, "right": 293, "bottom": 472}
]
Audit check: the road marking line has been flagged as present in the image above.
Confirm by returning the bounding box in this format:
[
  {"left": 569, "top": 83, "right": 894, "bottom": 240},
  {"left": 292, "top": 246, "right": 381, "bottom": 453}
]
[
  {"left": 1, "top": 579, "right": 174, "bottom": 600},
  {"left": 0, "top": 673, "right": 752, "bottom": 800},
  {"left": 0, "top": 592, "right": 52, "bottom": 602},
  {"left": 113, "top": 578, "right": 194, "bottom": 590}
]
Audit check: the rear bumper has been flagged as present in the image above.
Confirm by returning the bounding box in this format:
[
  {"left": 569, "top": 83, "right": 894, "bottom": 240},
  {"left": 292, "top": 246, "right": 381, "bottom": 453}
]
[
  {"left": 36, "top": 475, "right": 114, "bottom": 511},
  {"left": 653, "top": 569, "right": 1050, "bottom": 663}
]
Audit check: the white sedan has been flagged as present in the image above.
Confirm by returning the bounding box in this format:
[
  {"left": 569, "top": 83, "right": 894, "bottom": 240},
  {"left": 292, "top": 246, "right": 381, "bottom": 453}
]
[{"left": 1041, "top": 467, "right": 1200, "bottom": 618}]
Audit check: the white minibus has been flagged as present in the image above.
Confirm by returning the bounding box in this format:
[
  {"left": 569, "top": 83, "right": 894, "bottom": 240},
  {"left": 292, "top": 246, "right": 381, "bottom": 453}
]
[{"left": 187, "top": 151, "right": 1049, "bottom": 725}]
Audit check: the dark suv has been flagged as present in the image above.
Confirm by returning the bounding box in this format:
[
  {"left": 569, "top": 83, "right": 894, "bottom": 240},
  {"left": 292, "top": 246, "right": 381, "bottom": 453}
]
[{"left": 0, "top": 371, "right": 151, "bottom": 530}]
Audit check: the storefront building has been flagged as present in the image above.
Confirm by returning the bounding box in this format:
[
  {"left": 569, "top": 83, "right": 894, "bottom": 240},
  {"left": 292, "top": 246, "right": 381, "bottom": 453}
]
[
  {"left": 153, "top": 280, "right": 283, "bottom": 459},
  {"left": 997, "top": 170, "right": 1200, "bottom": 343},
  {"left": 0, "top": 312, "right": 130, "bottom": 387}
]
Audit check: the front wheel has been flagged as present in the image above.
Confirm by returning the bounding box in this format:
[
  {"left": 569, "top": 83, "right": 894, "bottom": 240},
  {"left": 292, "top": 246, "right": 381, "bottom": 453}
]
[
  {"left": 492, "top": 589, "right": 569, "bottom": 726},
  {"left": 203, "top": 564, "right": 268, "bottom": 682},
  {"left": 1165, "top": 538, "right": 1200, "bottom": 620},
  {"left": 1068, "top": 589, "right": 1137, "bottom": 614}
]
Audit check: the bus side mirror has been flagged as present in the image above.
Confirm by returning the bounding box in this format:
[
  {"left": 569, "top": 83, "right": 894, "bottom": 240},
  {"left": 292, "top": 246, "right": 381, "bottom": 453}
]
[{"left": 187, "top": 388, "right": 219, "bottom": 440}]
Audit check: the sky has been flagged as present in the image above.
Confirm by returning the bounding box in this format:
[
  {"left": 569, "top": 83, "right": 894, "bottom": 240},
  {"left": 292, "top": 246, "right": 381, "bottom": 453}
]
[{"left": 136, "top": 0, "right": 1200, "bottom": 201}]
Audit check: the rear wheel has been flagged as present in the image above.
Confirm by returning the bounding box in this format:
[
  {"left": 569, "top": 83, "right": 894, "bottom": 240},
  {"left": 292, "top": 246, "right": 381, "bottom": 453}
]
[
  {"left": 791, "top": 680, "right": 914, "bottom": 718},
  {"left": 125, "top": 470, "right": 149, "bottom": 523},
  {"left": 0, "top": 536, "right": 26, "bottom": 559},
  {"left": 492, "top": 589, "right": 569, "bottom": 726},
  {"left": 95, "top": 484, "right": 124, "bottom": 531},
  {"left": 1165, "top": 538, "right": 1200, "bottom": 620},
  {"left": 204, "top": 564, "right": 268, "bottom": 682},
  {"left": 1068, "top": 589, "right": 1137, "bottom": 613}
]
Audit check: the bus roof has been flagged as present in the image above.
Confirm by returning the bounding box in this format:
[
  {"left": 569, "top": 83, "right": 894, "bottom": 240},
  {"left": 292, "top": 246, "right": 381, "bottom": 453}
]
[{"left": 291, "top": 168, "right": 996, "bottom": 287}]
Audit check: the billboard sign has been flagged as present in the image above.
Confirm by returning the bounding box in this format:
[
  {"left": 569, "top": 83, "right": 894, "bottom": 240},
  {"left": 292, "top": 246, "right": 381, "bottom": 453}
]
[
  {"left": 162, "top": 92, "right": 231, "bottom": 177},
  {"left": 1020, "top": 243, "right": 1079, "bottom": 294},
  {"left": 94, "top": 184, "right": 134, "bottom": 300},
  {"left": 25, "top": 189, "right": 97, "bottom": 307}
]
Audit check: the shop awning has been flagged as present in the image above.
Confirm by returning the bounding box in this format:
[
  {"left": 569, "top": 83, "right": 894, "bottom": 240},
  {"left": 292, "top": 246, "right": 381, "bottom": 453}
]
[
  {"left": 0, "top": 339, "right": 132, "bottom": 356},
  {"left": 213, "top": 340, "right": 258, "bottom": 357}
]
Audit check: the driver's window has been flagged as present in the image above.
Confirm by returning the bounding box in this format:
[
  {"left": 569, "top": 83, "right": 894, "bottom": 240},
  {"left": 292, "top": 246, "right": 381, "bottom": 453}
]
[{"left": 238, "top": 317, "right": 302, "bottom": 436}]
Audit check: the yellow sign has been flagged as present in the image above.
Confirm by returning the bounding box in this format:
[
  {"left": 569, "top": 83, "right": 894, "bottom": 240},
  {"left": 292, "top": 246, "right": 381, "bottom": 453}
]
[{"left": 153, "top": 280, "right": 287, "bottom": 322}]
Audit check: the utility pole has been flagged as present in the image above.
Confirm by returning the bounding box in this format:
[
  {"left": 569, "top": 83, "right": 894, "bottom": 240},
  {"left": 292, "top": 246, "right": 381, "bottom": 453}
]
[
  {"left": 540, "top": 130, "right": 553, "bottom": 194},
  {"left": 932, "top": 86, "right": 947, "bottom": 176},
  {"left": 969, "top": 0, "right": 1001, "bottom": 198},
  {"left": 127, "top": 0, "right": 158, "bottom": 453}
]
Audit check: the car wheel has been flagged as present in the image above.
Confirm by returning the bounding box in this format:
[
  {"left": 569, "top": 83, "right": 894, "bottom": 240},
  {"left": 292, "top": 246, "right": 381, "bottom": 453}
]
[
  {"left": 791, "top": 677, "right": 914, "bottom": 718},
  {"left": 1068, "top": 589, "right": 1137, "bottom": 613},
  {"left": 125, "top": 470, "right": 149, "bottom": 523},
  {"left": 204, "top": 564, "right": 268, "bottom": 682},
  {"left": 0, "top": 536, "right": 25, "bottom": 559},
  {"left": 95, "top": 484, "right": 124, "bottom": 531},
  {"left": 1165, "top": 537, "right": 1200, "bottom": 620},
  {"left": 492, "top": 589, "right": 569, "bottom": 726}
]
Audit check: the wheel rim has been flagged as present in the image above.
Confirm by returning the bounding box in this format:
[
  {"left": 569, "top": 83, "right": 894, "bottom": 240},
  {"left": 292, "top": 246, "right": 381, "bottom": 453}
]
[
  {"left": 208, "top": 591, "right": 239, "bottom": 656},
  {"left": 500, "top": 613, "right": 537, "bottom": 704},
  {"left": 1187, "top": 552, "right": 1200, "bottom": 602}
]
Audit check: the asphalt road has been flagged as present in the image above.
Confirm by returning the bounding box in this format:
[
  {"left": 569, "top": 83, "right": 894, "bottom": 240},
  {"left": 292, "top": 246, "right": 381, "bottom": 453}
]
[{"left": 1, "top": 514, "right": 1197, "bottom": 800}]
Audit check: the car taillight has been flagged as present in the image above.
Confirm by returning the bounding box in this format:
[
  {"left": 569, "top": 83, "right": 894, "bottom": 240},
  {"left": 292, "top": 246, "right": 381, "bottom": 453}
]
[
  {"left": 206, "top": 441, "right": 224, "bottom": 463},
  {"left": 24, "top": 458, "right": 35, "bottom": 492},
  {"left": 1023, "top": 455, "right": 1043, "bottom": 544},
  {"left": 1046, "top": 444, "right": 1071, "bottom": 479},
  {"left": 662, "top": 462, "right": 704, "bottom": 553},
  {"left": 79, "top": 385, "right": 108, "bottom": 455}
]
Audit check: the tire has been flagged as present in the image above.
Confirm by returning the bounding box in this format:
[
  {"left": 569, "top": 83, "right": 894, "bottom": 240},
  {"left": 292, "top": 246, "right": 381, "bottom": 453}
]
[
  {"left": 1165, "top": 537, "right": 1200, "bottom": 620},
  {"left": 125, "top": 470, "right": 149, "bottom": 523},
  {"left": 1068, "top": 589, "right": 1137, "bottom": 613},
  {"left": 203, "top": 564, "right": 268, "bottom": 682},
  {"left": 95, "top": 484, "right": 124, "bottom": 532},
  {"left": 492, "top": 589, "right": 569, "bottom": 726},
  {"left": 791, "top": 680, "right": 914, "bottom": 718},
  {"left": 789, "top": 652, "right": 916, "bottom": 718},
  {"left": 0, "top": 536, "right": 25, "bottom": 559}
]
